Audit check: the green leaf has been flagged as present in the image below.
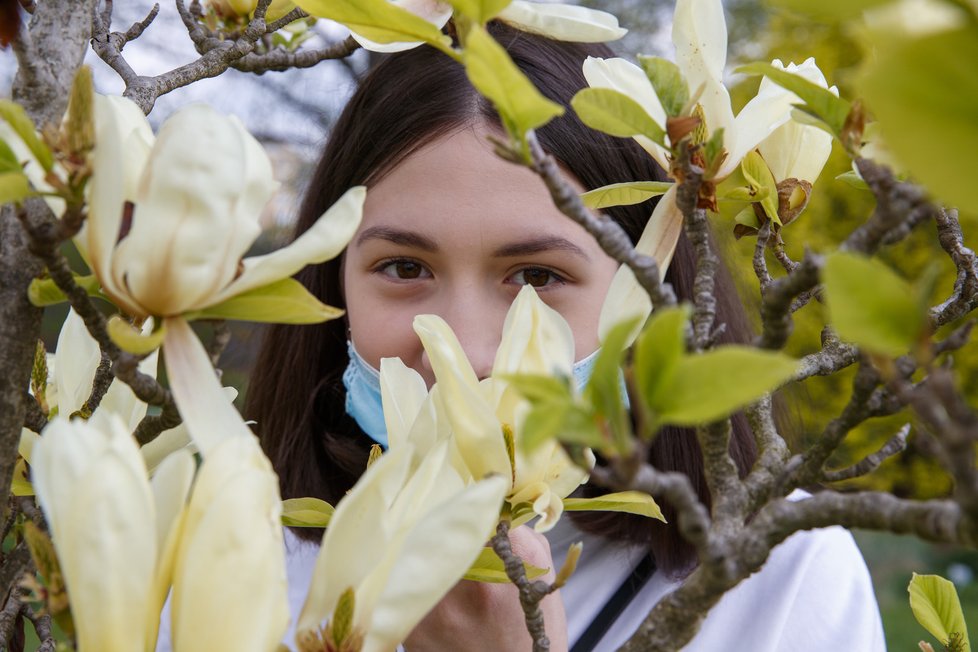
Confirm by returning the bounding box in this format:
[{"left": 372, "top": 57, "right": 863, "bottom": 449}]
[
  {"left": 741, "top": 150, "right": 780, "bottom": 224},
  {"left": 633, "top": 306, "right": 687, "bottom": 408},
  {"left": 0, "top": 101, "right": 54, "bottom": 172},
  {"left": 281, "top": 497, "right": 334, "bottom": 527},
  {"left": 463, "top": 546, "right": 549, "bottom": 583},
  {"left": 0, "top": 136, "right": 22, "bottom": 173},
  {"left": 860, "top": 25, "right": 978, "bottom": 215},
  {"left": 580, "top": 181, "right": 672, "bottom": 209},
  {"left": 462, "top": 24, "right": 564, "bottom": 141},
  {"left": 0, "top": 171, "right": 33, "bottom": 206},
  {"left": 186, "top": 277, "right": 344, "bottom": 324},
  {"left": 28, "top": 274, "right": 101, "bottom": 307},
  {"left": 292, "top": 0, "right": 452, "bottom": 53},
  {"left": 909, "top": 573, "right": 971, "bottom": 652},
  {"left": 638, "top": 56, "right": 688, "bottom": 118},
  {"left": 822, "top": 252, "right": 925, "bottom": 357},
  {"left": 571, "top": 87, "right": 666, "bottom": 146},
  {"left": 736, "top": 62, "right": 851, "bottom": 137},
  {"left": 584, "top": 317, "right": 639, "bottom": 450},
  {"left": 563, "top": 491, "right": 665, "bottom": 521},
  {"left": 504, "top": 373, "right": 572, "bottom": 403},
  {"left": 653, "top": 347, "right": 799, "bottom": 426},
  {"left": 836, "top": 170, "right": 870, "bottom": 191},
  {"left": 732, "top": 205, "right": 761, "bottom": 230},
  {"left": 444, "top": 0, "right": 511, "bottom": 23},
  {"left": 107, "top": 315, "right": 165, "bottom": 355}
]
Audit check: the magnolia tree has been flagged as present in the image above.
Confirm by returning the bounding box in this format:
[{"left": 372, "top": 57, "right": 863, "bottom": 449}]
[{"left": 1, "top": 0, "right": 977, "bottom": 651}]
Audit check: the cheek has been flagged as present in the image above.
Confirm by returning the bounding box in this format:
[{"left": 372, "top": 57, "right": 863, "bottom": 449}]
[{"left": 345, "top": 292, "right": 424, "bottom": 371}]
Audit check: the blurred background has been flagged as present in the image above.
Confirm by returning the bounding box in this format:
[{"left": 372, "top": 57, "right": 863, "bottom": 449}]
[{"left": 3, "top": 1, "right": 976, "bottom": 648}]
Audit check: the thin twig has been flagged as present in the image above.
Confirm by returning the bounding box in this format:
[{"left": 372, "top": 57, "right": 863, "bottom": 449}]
[
  {"left": 525, "top": 133, "right": 676, "bottom": 309},
  {"left": 489, "top": 520, "right": 552, "bottom": 652},
  {"left": 752, "top": 221, "right": 772, "bottom": 290},
  {"left": 21, "top": 603, "right": 55, "bottom": 652},
  {"left": 823, "top": 424, "right": 911, "bottom": 483},
  {"left": 0, "top": 591, "right": 23, "bottom": 648},
  {"left": 133, "top": 403, "right": 183, "bottom": 446}
]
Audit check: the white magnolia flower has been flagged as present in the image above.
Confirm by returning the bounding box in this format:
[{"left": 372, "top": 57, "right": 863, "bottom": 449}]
[
  {"left": 296, "top": 444, "right": 507, "bottom": 652},
  {"left": 380, "top": 285, "right": 590, "bottom": 532},
  {"left": 582, "top": 0, "right": 799, "bottom": 180},
  {"left": 169, "top": 434, "right": 290, "bottom": 652},
  {"left": 85, "top": 96, "right": 363, "bottom": 320},
  {"left": 294, "top": 0, "right": 624, "bottom": 53},
  {"left": 756, "top": 59, "right": 836, "bottom": 184},
  {"left": 31, "top": 411, "right": 195, "bottom": 652},
  {"left": 206, "top": 0, "right": 297, "bottom": 22}
]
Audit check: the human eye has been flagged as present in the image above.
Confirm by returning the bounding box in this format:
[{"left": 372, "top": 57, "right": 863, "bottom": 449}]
[
  {"left": 373, "top": 258, "right": 432, "bottom": 281},
  {"left": 506, "top": 266, "right": 566, "bottom": 289}
]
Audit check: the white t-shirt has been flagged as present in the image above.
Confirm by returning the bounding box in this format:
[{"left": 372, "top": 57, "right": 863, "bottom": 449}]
[{"left": 158, "top": 508, "right": 886, "bottom": 652}]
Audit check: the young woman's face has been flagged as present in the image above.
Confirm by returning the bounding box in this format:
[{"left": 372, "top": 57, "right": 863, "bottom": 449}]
[{"left": 343, "top": 124, "right": 620, "bottom": 386}]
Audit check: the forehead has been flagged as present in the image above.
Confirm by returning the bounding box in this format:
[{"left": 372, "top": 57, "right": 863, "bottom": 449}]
[{"left": 361, "top": 125, "right": 590, "bottom": 244}]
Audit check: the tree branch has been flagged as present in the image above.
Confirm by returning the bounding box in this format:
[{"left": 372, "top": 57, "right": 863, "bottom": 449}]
[
  {"left": 822, "top": 424, "right": 910, "bottom": 483},
  {"left": 490, "top": 519, "right": 552, "bottom": 652}
]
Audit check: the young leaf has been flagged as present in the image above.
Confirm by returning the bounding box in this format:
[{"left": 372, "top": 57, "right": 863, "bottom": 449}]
[
  {"left": 580, "top": 181, "right": 672, "bottom": 209},
  {"left": 653, "top": 347, "right": 799, "bottom": 426},
  {"left": 563, "top": 491, "right": 665, "bottom": 521},
  {"left": 822, "top": 252, "right": 925, "bottom": 357},
  {"left": 909, "top": 573, "right": 971, "bottom": 652},
  {"left": 444, "top": 0, "right": 511, "bottom": 23},
  {"left": 0, "top": 171, "right": 32, "bottom": 206},
  {"left": 504, "top": 373, "right": 572, "bottom": 404},
  {"left": 281, "top": 497, "right": 335, "bottom": 527},
  {"left": 571, "top": 87, "right": 666, "bottom": 146},
  {"left": 0, "top": 136, "right": 21, "bottom": 173},
  {"left": 186, "top": 277, "right": 343, "bottom": 324},
  {"left": 28, "top": 273, "right": 101, "bottom": 307},
  {"left": 741, "top": 150, "right": 780, "bottom": 224},
  {"left": 736, "top": 62, "right": 852, "bottom": 137},
  {"left": 633, "top": 306, "right": 687, "bottom": 408},
  {"left": 107, "top": 315, "right": 165, "bottom": 355},
  {"left": 463, "top": 546, "right": 549, "bottom": 583},
  {"left": 860, "top": 26, "right": 978, "bottom": 216},
  {"left": 462, "top": 24, "right": 564, "bottom": 140},
  {"left": 637, "top": 56, "right": 688, "bottom": 118},
  {"left": 584, "top": 317, "right": 639, "bottom": 449},
  {"left": 0, "top": 100, "right": 54, "bottom": 172},
  {"left": 292, "top": 0, "right": 453, "bottom": 53},
  {"left": 836, "top": 170, "right": 869, "bottom": 191}
]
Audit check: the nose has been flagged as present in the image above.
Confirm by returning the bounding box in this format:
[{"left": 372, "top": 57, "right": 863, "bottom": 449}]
[{"left": 420, "top": 292, "right": 505, "bottom": 382}]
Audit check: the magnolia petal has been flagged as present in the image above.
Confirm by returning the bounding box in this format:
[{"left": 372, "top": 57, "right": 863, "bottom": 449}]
[
  {"left": 297, "top": 445, "right": 412, "bottom": 637},
  {"left": 212, "top": 186, "right": 365, "bottom": 305},
  {"left": 415, "top": 315, "right": 511, "bottom": 483},
  {"left": 756, "top": 59, "right": 835, "bottom": 183},
  {"left": 18, "top": 428, "right": 40, "bottom": 463},
  {"left": 54, "top": 308, "right": 101, "bottom": 417},
  {"left": 380, "top": 357, "right": 429, "bottom": 452},
  {"left": 347, "top": 0, "right": 452, "bottom": 52},
  {"left": 598, "top": 185, "right": 681, "bottom": 344},
  {"left": 145, "top": 448, "right": 194, "bottom": 650},
  {"left": 498, "top": 1, "right": 626, "bottom": 42},
  {"left": 0, "top": 121, "right": 66, "bottom": 216},
  {"left": 582, "top": 56, "right": 670, "bottom": 169},
  {"left": 162, "top": 316, "right": 252, "bottom": 456},
  {"left": 113, "top": 105, "right": 271, "bottom": 316},
  {"left": 31, "top": 413, "right": 157, "bottom": 652},
  {"left": 365, "top": 475, "right": 507, "bottom": 652},
  {"left": 492, "top": 286, "right": 575, "bottom": 379},
  {"left": 672, "top": 0, "right": 738, "bottom": 161},
  {"left": 171, "top": 437, "right": 288, "bottom": 652},
  {"left": 84, "top": 95, "right": 154, "bottom": 316}
]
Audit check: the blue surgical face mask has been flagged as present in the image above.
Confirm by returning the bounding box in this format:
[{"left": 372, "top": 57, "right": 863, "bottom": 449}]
[{"left": 343, "top": 342, "right": 607, "bottom": 449}]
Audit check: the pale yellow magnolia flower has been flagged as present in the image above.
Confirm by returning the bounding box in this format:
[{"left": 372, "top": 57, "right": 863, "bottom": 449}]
[
  {"left": 582, "top": 0, "right": 800, "bottom": 180},
  {"left": 296, "top": 0, "right": 623, "bottom": 52},
  {"left": 30, "top": 411, "right": 195, "bottom": 652},
  {"left": 757, "top": 59, "right": 836, "bottom": 185},
  {"left": 169, "top": 434, "right": 290, "bottom": 652},
  {"left": 84, "top": 96, "right": 363, "bottom": 320},
  {"left": 380, "top": 285, "right": 589, "bottom": 532},
  {"left": 296, "top": 443, "right": 507, "bottom": 652}
]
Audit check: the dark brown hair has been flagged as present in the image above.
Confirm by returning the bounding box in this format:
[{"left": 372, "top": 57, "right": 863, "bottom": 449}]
[{"left": 246, "top": 22, "right": 756, "bottom": 575}]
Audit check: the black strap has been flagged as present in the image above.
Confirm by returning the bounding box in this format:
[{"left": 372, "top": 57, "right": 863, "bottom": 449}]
[{"left": 570, "top": 553, "right": 656, "bottom": 652}]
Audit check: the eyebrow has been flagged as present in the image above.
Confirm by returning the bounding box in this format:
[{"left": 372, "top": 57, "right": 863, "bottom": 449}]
[
  {"left": 492, "top": 237, "right": 591, "bottom": 261},
  {"left": 355, "top": 226, "right": 439, "bottom": 252}
]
